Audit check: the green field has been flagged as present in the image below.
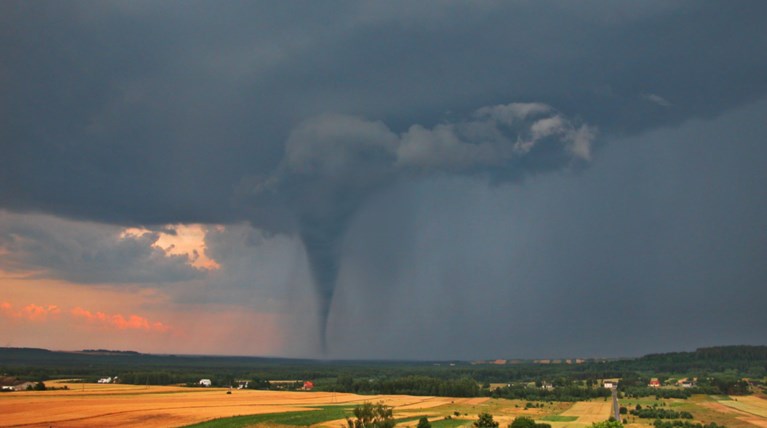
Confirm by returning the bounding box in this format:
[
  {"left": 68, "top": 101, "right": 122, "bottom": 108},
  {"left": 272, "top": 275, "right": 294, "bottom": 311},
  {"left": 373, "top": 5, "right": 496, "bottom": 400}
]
[
  {"left": 540, "top": 415, "right": 579, "bottom": 422},
  {"left": 185, "top": 406, "right": 352, "bottom": 428},
  {"left": 430, "top": 418, "right": 472, "bottom": 428}
]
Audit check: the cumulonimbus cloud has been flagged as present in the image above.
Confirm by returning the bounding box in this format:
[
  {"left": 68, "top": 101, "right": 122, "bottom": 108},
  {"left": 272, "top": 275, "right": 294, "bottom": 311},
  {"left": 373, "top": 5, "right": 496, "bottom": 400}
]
[{"left": 240, "top": 102, "right": 596, "bottom": 352}]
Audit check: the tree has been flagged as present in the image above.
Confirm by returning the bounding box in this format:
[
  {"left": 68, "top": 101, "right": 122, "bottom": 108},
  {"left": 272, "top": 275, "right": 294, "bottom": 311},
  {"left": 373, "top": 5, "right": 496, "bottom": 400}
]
[
  {"left": 337, "top": 374, "right": 355, "bottom": 392},
  {"left": 474, "top": 413, "right": 499, "bottom": 428},
  {"left": 347, "top": 402, "right": 396, "bottom": 428},
  {"left": 510, "top": 417, "right": 536, "bottom": 428},
  {"left": 418, "top": 417, "right": 432, "bottom": 428},
  {"left": 591, "top": 420, "right": 623, "bottom": 428}
]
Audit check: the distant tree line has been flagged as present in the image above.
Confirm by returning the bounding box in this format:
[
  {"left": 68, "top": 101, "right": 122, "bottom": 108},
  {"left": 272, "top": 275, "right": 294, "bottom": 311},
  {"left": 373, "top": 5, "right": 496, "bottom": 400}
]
[
  {"left": 652, "top": 420, "right": 725, "bottom": 428},
  {"left": 334, "top": 375, "right": 480, "bottom": 397},
  {"left": 1, "top": 345, "right": 763, "bottom": 393},
  {"left": 489, "top": 384, "right": 611, "bottom": 401},
  {"left": 630, "top": 408, "right": 693, "bottom": 419},
  {"left": 621, "top": 387, "right": 692, "bottom": 399}
]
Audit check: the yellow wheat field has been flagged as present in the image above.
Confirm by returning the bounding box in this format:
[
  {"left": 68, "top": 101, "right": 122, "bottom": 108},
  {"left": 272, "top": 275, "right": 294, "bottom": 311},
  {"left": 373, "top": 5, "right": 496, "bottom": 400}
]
[
  {"left": 538, "top": 400, "right": 617, "bottom": 428},
  {"left": 0, "top": 381, "right": 487, "bottom": 428}
]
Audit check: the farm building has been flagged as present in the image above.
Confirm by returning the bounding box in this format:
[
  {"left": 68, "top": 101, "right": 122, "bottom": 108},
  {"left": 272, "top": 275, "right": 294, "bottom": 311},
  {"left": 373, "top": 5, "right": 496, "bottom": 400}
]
[
  {"left": 0, "top": 377, "right": 36, "bottom": 391},
  {"left": 303, "top": 381, "right": 314, "bottom": 391},
  {"left": 199, "top": 379, "right": 212, "bottom": 387},
  {"left": 648, "top": 378, "right": 661, "bottom": 388},
  {"left": 603, "top": 380, "right": 618, "bottom": 389}
]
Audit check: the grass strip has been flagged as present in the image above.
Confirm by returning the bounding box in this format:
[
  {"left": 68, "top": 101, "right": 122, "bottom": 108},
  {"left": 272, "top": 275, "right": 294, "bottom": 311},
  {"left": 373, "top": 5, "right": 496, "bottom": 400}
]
[
  {"left": 430, "top": 418, "right": 472, "bottom": 428},
  {"left": 185, "top": 405, "right": 351, "bottom": 428},
  {"left": 540, "top": 416, "right": 578, "bottom": 422}
]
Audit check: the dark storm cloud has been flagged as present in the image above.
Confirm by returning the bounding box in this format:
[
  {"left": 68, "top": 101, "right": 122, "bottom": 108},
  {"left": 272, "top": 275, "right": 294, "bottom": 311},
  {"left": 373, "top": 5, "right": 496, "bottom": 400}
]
[
  {"left": 1, "top": 1, "right": 766, "bottom": 357},
  {"left": 2, "top": 1, "right": 765, "bottom": 225},
  {"left": 328, "top": 99, "right": 767, "bottom": 359},
  {"left": 238, "top": 103, "right": 594, "bottom": 349}
]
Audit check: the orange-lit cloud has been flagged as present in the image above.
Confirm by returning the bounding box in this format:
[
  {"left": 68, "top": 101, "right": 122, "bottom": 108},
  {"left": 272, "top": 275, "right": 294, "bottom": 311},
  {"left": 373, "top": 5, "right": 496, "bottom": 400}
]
[
  {"left": 0, "top": 271, "right": 287, "bottom": 356},
  {"left": 121, "top": 224, "right": 221, "bottom": 270},
  {"left": 71, "top": 307, "right": 171, "bottom": 333},
  {"left": 24, "top": 304, "right": 61, "bottom": 320},
  {"left": 0, "top": 301, "right": 60, "bottom": 321},
  {"left": 1, "top": 301, "right": 168, "bottom": 332}
]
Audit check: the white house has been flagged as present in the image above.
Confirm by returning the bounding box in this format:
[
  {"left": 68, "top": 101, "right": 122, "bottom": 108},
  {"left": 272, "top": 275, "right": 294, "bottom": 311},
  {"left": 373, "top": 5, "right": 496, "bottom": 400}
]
[
  {"left": 199, "top": 379, "right": 212, "bottom": 387},
  {"left": 603, "top": 381, "right": 617, "bottom": 389}
]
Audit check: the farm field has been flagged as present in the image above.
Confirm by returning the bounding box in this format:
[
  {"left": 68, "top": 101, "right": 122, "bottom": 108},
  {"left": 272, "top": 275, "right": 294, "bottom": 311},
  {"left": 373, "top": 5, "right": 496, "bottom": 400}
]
[
  {"left": 698, "top": 395, "right": 767, "bottom": 428},
  {"left": 619, "top": 395, "right": 767, "bottom": 428},
  {"left": 716, "top": 396, "right": 767, "bottom": 418},
  {"left": 0, "top": 381, "right": 503, "bottom": 428},
  {"left": 2, "top": 381, "right": 766, "bottom": 428},
  {"left": 542, "top": 400, "right": 616, "bottom": 428}
]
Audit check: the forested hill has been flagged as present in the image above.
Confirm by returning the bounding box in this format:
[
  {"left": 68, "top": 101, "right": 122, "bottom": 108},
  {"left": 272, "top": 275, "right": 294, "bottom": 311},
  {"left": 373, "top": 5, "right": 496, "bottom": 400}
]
[
  {"left": 618, "top": 346, "right": 767, "bottom": 374},
  {"left": 1, "top": 345, "right": 765, "bottom": 389}
]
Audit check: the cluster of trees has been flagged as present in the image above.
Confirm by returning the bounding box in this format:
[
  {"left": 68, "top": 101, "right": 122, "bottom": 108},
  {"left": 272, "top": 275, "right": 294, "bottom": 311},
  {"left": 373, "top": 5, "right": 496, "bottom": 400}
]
[
  {"left": 335, "top": 375, "right": 480, "bottom": 397},
  {"left": 472, "top": 414, "right": 553, "bottom": 428},
  {"left": 652, "top": 420, "right": 725, "bottom": 428},
  {"left": 695, "top": 376, "right": 751, "bottom": 395},
  {"left": 346, "top": 402, "right": 396, "bottom": 428},
  {"left": 120, "top": 371, "right": 192, "bottom": 385},
  {"left": 508, "top": 416, "right": 551, "bottom": 428},
  {"left": 474, "top": 413, "right": 499, "bottom": 428},
  {"left": 19, "top": 382, "right": 47, "bottom": 391},
  {"left": 621, "top": 387, "right": 692, "bottom": 399},
  {"left": 591, "top": 421, "right": 623, "bottom": 428},
  {"left": 618, "top": 371, "right": 753, "bottom": 397},
  {"left": 591, "top": 417, "right": 623, "bottom": 428},
  {"left": 490, "top": 384, "right": 612, "bottom": 401},
  {"left": 244, "top": 378, "right": 273, "bottom": 390}
]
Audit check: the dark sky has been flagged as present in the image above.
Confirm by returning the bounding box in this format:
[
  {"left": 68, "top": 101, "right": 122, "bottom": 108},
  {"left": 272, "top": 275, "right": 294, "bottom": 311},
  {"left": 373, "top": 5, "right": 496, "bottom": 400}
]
[{"left": 1, "top": 1, "right": 766, "bottom": 359}]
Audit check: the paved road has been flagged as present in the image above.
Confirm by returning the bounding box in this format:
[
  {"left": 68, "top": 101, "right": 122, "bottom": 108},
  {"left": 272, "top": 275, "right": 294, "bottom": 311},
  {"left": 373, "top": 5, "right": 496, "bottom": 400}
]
[{"left": 612, "top": 387, "right": 621, "bottom": 421}]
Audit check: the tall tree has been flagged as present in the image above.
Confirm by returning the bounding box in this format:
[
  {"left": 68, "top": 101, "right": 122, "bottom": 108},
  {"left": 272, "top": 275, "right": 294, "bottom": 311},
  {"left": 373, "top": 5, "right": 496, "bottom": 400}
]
[
  {"left": 474, "top": 413, "right": 499, "bottom": 428},
  {"left": 347, "top": 402, "right": 396, "bottom": 428}
]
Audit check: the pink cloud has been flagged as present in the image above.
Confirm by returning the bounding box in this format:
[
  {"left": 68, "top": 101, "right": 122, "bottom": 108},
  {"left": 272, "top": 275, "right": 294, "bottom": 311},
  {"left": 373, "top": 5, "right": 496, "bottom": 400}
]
[
  {"left": 0, "top": 301, "right": 60, "bottom": 321},
  {"left": 23, "top": 304, "right": 61, "bottom": 320},
  {"left": 70, "top": 307, "right": 171, "bottom": 333}
]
